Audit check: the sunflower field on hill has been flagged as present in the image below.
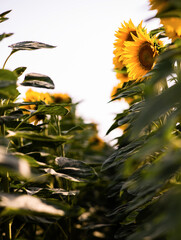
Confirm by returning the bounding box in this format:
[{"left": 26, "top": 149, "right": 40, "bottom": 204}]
[{"left": 0, "top": 0, "right": 181, "bottom": 239}]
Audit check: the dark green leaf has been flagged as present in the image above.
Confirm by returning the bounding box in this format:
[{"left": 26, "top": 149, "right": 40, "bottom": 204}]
[
  {"left": 36, "top": 104, "right": 68, "bottom": 116},
  {"left": 21, "top": 72, "right": 55, "bottom": 89},
  {"left": 133, "top": 82, "right": 181, "bottom": 136},
  {"left": 0, "top": 33, "right": 13, "bottom": 42},
  {"left": 13, "top": 67, "right": 27, "bottom": 77}
]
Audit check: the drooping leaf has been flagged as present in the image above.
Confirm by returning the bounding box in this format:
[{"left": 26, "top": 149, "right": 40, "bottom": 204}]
[
  {"left": 0, "top": 146, "right": 31, "bottom": 178},
  {"left": 21, "top": 72, "right": 55, "bottom": 89}
]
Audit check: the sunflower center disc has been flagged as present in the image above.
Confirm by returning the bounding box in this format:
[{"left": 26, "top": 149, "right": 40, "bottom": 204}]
[{"left": 138, "top": 43, "right": 154, "bottom": 70}]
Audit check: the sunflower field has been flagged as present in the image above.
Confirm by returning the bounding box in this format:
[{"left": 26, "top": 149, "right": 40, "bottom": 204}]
[{"left": 0, "top": 0, "right": 181, "bottom": 239}]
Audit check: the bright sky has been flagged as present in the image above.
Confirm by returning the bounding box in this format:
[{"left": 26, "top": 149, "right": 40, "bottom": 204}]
[{"left": 1, "top": 0, "right": 160, "bottom": 144}]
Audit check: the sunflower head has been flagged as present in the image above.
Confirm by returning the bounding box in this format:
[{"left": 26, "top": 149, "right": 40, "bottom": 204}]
[
  {"left": 51, "top": 93, "right": 72, "bottom": 104},
  {"left": 88, "top": 135, "right": 105, "bottom": 151},
  {"left": 161, "top": 17, "right": 181, "bottom": 41},
  {"left": 122, "top": 29, "right": 163, "bottom": 81},
  {"left": 149, "top": 0, "right": 169, "bottom": 14},
  {"left": 22, "top": 88, "right": 52, "bottom": 125},
  {"left": 114, "top": 19, "right": 141, "bottom": 61}
]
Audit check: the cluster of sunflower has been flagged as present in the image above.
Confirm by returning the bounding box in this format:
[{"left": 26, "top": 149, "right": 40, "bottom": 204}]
[
  {"left": 111, "top": 0, "right": 181, "bottom": 102},
  {"left": 111, "top": 19, "right": 163, "bottom": 100},
  {"left": 22, "top": 88, "right": 71, "bottom": 125}
]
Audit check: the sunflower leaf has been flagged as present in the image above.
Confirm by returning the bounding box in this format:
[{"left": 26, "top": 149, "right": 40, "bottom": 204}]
[
  {"left": 21, "top": 72, "right": 55, "bottom": 89},
  {"left": 9, "top": 41, "right": 56, "bottom": 51}
]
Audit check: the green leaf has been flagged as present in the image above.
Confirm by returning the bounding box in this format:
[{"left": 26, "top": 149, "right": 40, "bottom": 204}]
[
  {"left": 0, "top": 33, "right": 13, "bottom": 42},
  {"left": 7, "top": 131, "right": 71, "bottom": 147},
  {"left": 55, "top": 157, "right": 95, "bottom": 178},
  {"left": 0, "top": 10, "right": 11, "bottom": 23},
  {"left": 36, "top": 104, "right": 68, "bottom": 116},
  {"left": 9, "top": 41, "right": 56, "bottom": 51},
  {"left": 21, "top": 72, "right": 55, "bottom": 89},
  {"left": 13, "top": 67, "right": 27, "bottom": 77},
  {"left": 0, "top": 146, "right": 31, "bottom": 178},
  {"left": 0, "top": 69, "right": 17, "bottom": 81},
  {"left": 133, "top": 82, "right": 181, "bottom": 136}
]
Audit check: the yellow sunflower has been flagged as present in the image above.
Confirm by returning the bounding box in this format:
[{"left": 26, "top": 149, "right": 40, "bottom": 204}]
[
  {"left": 114, "top": 19, "right": 143, "bottom": 61},
  {"left": 50, "top": 93, "right": 71, "bottom": 104},
  {"left": 161, "top": 18, "right": 181, "bottom": 41},
  {"left": 22, "top": 88, "right": 52, "bottom": 125},
  {"left": 122, "top": 29, "right": 162, "bottom": 81},
  {"left": 149, "top": 0, "right": 169, "bottom": 14},
  {"left": 149, "top": 0, "right": 181, "bottom": 41}
]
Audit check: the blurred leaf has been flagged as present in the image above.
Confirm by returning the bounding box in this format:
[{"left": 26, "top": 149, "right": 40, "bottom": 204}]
[
  {"left": 44, "top": 168, "right": 84, "bottom": 182},
  {"left": 25, "top": 187, "right": 79, "bottom": 196},
  {"left": 133, "top": 82, "right": 181, "bottom": 136},
  {"left": 0, "top": 193, "right": 65, "bottom": 217},
  {"left": 0, "top": 146, "right": 31, "bottom": 178},
  {"left": 55, "top": 157, "right": 95, "bottom": 178},
  {"left": 9, "top": 41, "right": 56, "bottom": 51},
  {"left": 21, "top": 72, "right": 55, "bottom": 89},
  {"left": 7, "top": 131, "right": 71, "bottom": 147},
  {"left": 0, "top": 69, "right": 18, "bottom": 99}
]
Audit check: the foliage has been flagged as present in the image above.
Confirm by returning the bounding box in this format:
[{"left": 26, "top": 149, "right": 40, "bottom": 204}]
[
  {"left": 0, "top": 10, "right": 114, "bottom": 240},
  {"left": 104, "top": 1, "right": 181, "bottom": 239}
]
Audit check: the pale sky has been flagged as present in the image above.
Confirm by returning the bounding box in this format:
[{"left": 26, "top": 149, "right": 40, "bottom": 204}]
[{"left": 1, "top": 0, "right": 160, "bottom": 144}]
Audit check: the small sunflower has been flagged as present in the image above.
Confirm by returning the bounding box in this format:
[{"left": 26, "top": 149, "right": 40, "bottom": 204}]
[
  {"left": 51, "top": 93, "right": 71, "bottom": 104},
  {"left": 88, "top": 135, "right": 105, "bottom": 151},
  {"left": 22, "top": 88, "right": 52, "bottom": 125},
  {"left": 122, "top": 29, "right": 162, "bottom": 80},
  {"left": 149, "top": 0, "right": 169, "bottom": 14}
]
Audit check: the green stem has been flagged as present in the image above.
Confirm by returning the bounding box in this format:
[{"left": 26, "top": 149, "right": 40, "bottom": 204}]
[
  {"left": 2, "top": 172, "right": 12, "bottom": 240},
  {"left": 2, "top": 51, "right": 14, "bottom": 69}
]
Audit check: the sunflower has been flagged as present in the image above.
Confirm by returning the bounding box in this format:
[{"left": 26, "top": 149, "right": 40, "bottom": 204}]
[
  {"left": 114, "top": 19, "right": 143, "bottom": 62},
  {"left": 149, "top": 0, "right": 169, "bottom": 14},
  {"left": 149, "top": 0, "right": 181, "bottom": 41},
  {"left": 161, "top": 18, "right": 181, "bottom": 41},
  {"left": 88, "top": 135, "right": 105, "bottom": 151},
  {"left": 50, "top": 93, "right": 71, "bottom": 104},
  {"left": 121, "top": 29, "right": 162, "bottom": 81},
  {"left": 22, "top": 88, "right": 52, "bottom": 125}
]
